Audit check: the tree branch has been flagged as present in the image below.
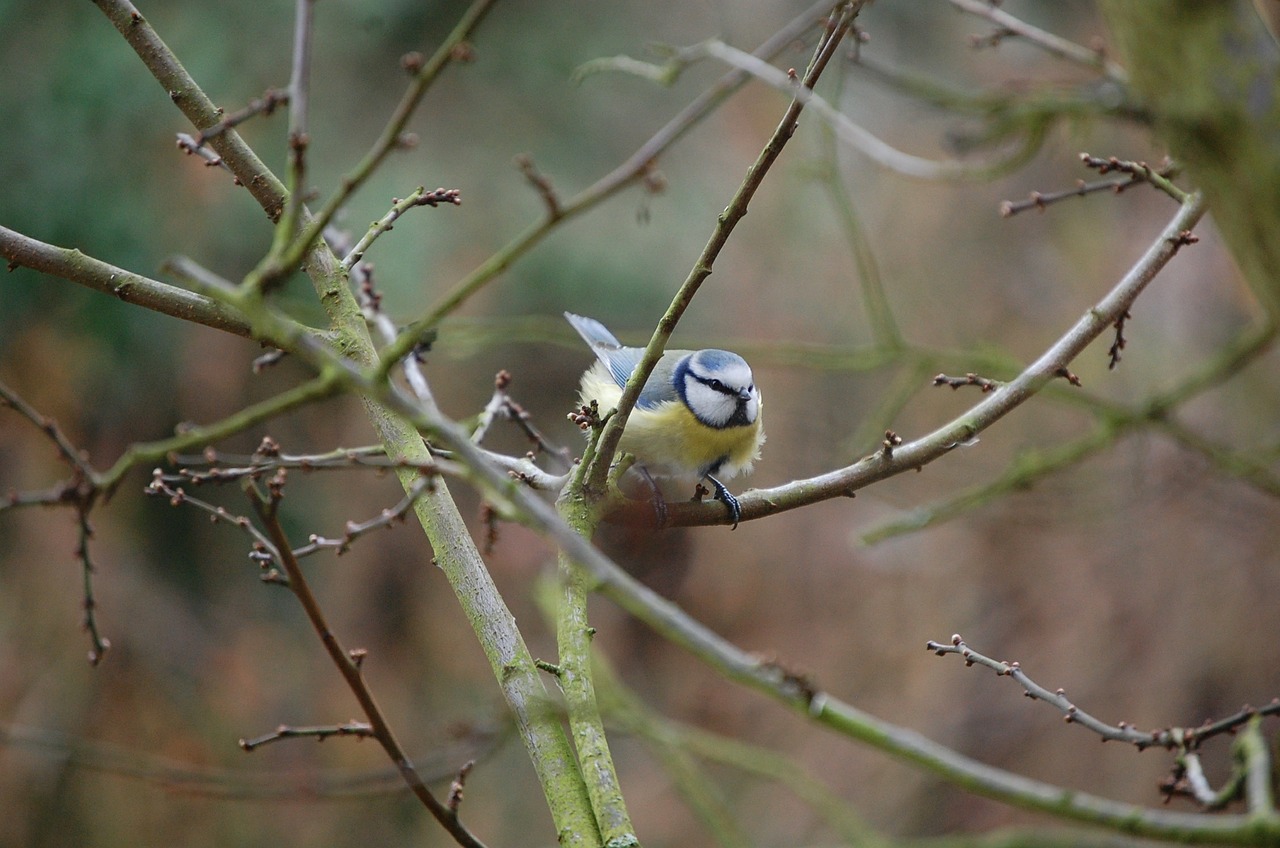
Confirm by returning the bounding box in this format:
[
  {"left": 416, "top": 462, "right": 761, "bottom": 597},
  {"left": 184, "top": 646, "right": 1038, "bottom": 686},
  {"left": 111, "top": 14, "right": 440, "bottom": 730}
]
[
  {"left": 585, "top": 2, "right": 864, "bottom": 498},
  {"left": 373, "top": 0, "right": 843, "bottom": 373},
  {"left": 655, "top": 189, "right": 1210, "bottom": 527},
  {"left": 247, "top": 482, "right": 489, "bottom": 848},
  {"left": 0, "top": 225, "right": 255, "bottom": 339}
]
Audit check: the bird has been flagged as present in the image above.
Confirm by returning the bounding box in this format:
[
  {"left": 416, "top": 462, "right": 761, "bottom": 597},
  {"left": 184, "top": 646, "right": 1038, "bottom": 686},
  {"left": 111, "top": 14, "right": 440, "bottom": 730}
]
[{"left": 565, "top": 312, "right": 764, "bottom": 528}]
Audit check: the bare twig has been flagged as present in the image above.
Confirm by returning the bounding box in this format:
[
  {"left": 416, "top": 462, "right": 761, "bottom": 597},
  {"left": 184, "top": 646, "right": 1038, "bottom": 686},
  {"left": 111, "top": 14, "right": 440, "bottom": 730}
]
[
  {"left": 247, "top": 0, "right": 497, "bottom": 290},
  {"left": 1108, "top": 309, "right": 1130, "bottom": 369},
  {"left": 946, "top": 0, "right": 1128, "bottom": 83},
  {"left": 1001, "top": 150, "right": 1182, "bottom": 219},
  {"left": 180, "top": 88, "right": 290, "bottom": 150},
  {"left": 341, "top": 187, "right": 462, "bottom": 271},
  {"left": 240, "top": 0, "right": 316, "bottom": 294},
  {"left": 374, "top": 0, "right": 841, "bottom": 371},
  {"left": 239, "top": 721, "right": 375, "bottom": 751},
  {"left": 1080, "top": 153, "right": 1187, "bottom": 203},
  {"left": 447, "top": 761, "right": 474, "bottom": 813},
  {"left": 926, "top": 635, "right": 1280, "bottom": 753},
  {"left": 933, "top": 372, "right": 1002, "bottom": 393},
  {"left": 247, "top": 480, "right": 489, "bottom": 848},
  {"left": 690, "top": 38, "right": 1041, "bottom": 181},
  {"left": 0, "top": 380, "right": 94, "bottom": 477},
  {"left": 515, "top": 154, "right": 561, "bottom": 219},
  {"left": 930, "top": 635, "right": 1280, "bottom": 814},
  {"left": 585, "top": 4, "right": 864, "bottom": 499},
  {"left": 1000, "top": 174, "right": 1146, "bottom": 217},
  {"left": 0, "top": 381, "right": 109, "bottom": 662},
  {"left": 282, "top": 0, "right": 316, "bottom": 235},
  {"left": 145, "top": 472, "right": 282, "bottom": 575},
  {"left": 289, "top": 472, "right": 435, "bottom": 557},
  {"left": 160, "top": 444, "right": 433, "bottom": 483},
  {"left": 470, "top": 371, "right": 572, "bottom": 469},
  {"left": 75, "top": 509, "right": 111, "bottom": 665},
  {"left": 150, "top": 464, "right": 434, "bottom": 562}
]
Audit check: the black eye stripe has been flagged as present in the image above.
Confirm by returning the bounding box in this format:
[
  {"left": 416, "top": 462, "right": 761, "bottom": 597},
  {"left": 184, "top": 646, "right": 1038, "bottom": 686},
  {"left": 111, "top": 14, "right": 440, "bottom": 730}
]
[{"left": 692, "top": 374, "right": 735, "bottom": 395}]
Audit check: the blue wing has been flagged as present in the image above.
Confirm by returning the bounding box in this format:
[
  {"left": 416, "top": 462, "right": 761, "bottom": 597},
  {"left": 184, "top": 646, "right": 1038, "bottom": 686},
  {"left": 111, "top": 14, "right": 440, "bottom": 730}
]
[{"left": 566, "top": 312, "right": 680, "bottom": 409}]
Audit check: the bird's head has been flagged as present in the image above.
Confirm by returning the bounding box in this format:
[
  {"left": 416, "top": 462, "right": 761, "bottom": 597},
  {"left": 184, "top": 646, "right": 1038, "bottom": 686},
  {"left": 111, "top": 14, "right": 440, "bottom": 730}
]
[{"left": 676, "top": 349, "right": 760, "bottom": 429}]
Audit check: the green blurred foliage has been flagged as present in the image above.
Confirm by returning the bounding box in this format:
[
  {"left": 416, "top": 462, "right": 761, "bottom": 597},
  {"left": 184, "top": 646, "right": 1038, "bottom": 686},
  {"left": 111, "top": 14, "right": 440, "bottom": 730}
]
[{"left": 2, "top": 1, "right": 1279, "bottom": 847}]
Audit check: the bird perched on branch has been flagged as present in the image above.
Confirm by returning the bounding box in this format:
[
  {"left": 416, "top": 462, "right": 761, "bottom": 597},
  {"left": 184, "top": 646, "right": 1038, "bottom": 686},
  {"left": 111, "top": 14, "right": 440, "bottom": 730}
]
[{"left": 565, "top": 312, "right": 764, "bottom": 528}]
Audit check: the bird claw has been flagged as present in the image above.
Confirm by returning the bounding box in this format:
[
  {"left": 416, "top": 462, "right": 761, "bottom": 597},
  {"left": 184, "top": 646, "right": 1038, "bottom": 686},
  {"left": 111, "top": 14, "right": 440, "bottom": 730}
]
[
  {"left": 650, "top": 490, "right": 669, "bottom": 528},
  {"left": 704, "top": 475, "right": 741, "bottom": 530}
]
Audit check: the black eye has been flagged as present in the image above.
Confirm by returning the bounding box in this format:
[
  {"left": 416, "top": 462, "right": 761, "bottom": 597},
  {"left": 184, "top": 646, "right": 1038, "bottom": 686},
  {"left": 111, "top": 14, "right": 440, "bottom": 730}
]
[{"left": 708, "top": 379, "right": 726, "bottom": 392}]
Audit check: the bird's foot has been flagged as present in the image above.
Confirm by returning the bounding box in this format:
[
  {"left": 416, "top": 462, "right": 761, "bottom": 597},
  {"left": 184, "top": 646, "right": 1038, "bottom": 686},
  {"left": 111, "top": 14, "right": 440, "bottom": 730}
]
[{"left": 703, "top": 474, "right": 741, "bottom": 530}]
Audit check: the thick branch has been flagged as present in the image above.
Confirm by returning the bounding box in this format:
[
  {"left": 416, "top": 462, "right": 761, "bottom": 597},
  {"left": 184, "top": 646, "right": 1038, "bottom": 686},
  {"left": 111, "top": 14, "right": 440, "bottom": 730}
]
[{"left": 0, "top": 225, "right": 254, "bottom": 338}]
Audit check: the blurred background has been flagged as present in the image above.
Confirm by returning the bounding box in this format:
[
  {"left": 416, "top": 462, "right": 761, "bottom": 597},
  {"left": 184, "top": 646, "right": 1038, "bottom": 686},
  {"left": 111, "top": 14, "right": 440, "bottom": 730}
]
[{"left": 2, "top": 1, "right": 1278, "bottom": 845}]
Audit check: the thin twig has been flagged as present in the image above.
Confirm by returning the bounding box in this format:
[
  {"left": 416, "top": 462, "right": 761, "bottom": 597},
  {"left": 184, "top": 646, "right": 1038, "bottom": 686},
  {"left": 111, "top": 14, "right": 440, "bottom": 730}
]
[
  {"left": 1109, "top": 309, "right": 1130, "bottom": 369},
  {"left": 239, "top": 721, "right": 375, "bottom": 751},
  {"left": 2, "top": 720, "right": 504, "bottom": 800},
  {"left": 1080, "top": 153, "right": 1187, "bottom": 203},
  {"left": 145, "top": 473, "right": 284, "bottom": 582},
  {"left": 1000, "top": 174, "right": 1146, "bottom": 217},
  {"left": 586, "top": 4, "right": 864, "bottom": 499},
  {"left": 690, "top": 38, "right": 1042, "bottom": 180},
  {"left": 0, "top": 381, "right": 109, "bottom": 662},
  {"left": 254, "top": 0, "right": 497, "bottom": 290},
  {"left": 180, "top": 88, "right": 289, "bottom": 150},
  {"left": 0, "top": 380, "right": 94, "bottom": 477},
  {"left": 470, "top": 370, "right": 572, "bottom": 469},
  {"left": 247, "top": 481, "right": 489, "bottom": 848},
  {"left": 160, "top": 445, "right": 432, "bottom": 484},
  {"left": 281, "top": 0, "right": 316, "bottom": 242},
  {"left": 241, "top": 0, "right": 316, "bottom": 294},
  {"left": 341, "top": 187, "right": 462, "bottom": 271},
  {"left": 75, "top": 509, "right": 111, "bottom": 665},
  {"left": 928, "top": 635, "right": 1280, "bottom": 754},
  {"left": 289, "top": 472, "right": 435, "bottom": 557},
  {"left": 946, "top": 0, "right": 1128, "bottom": 83},
  {"left": 932, "top": 372, "right": 1002, "bottom": 393},
  {"left": 515, "top": 154, "right": 561, "bottom": 219},
  {"left": 373, "top": 0, "right": 841, "bottom": 373}
]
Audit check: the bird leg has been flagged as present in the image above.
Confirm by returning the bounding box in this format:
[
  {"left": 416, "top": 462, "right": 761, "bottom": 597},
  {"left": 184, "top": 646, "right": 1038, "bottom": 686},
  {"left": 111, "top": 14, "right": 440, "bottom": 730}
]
[{"left": 635, "top": 466, "right": 668, "bottom": 529}]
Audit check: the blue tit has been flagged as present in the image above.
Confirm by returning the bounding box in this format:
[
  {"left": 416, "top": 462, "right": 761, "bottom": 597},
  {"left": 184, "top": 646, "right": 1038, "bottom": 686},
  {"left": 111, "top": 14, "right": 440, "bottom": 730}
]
[{"left": 565, "top": 312, "right": 764, "bottom": 528}]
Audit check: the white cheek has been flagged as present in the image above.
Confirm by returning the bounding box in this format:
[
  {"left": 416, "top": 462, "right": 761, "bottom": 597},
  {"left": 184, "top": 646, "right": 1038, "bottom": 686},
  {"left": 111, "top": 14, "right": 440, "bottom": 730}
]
[
  {"left": 684, "top": 382, "right": 715, "bottom": 408},
  {"left": 684, "top": 381, "right": 734, "bottom": 427}
]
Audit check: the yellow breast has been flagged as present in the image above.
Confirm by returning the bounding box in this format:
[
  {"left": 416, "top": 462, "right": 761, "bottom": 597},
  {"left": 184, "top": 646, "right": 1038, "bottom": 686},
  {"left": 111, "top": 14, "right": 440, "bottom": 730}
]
[{"left": 579, "top": 363, "right": 764, "bottom": 480}]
